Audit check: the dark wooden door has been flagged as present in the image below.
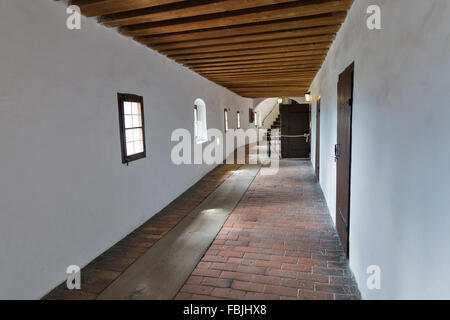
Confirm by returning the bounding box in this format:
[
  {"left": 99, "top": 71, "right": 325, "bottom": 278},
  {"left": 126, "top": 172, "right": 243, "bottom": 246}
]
[
  {"left": 336, "top": 63, "right": 354, "bottom": 258},
  {"left": 280, "top": 103, "right": 310, "bottom": 158},
  {"left": 315, "top": 98, "right": 321, "bottom": 180}
]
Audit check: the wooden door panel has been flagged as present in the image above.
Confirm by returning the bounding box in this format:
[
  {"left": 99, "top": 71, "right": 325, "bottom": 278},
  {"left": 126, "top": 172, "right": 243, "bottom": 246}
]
[
  {"left": 336, "top": 63, "right": 354, "bottom": 258},
  {"left": 315, "top": 98, "right": 321, "bottom": 180},
  {"left": 280, "top": 103, "right": 310, "bottom": 158}
]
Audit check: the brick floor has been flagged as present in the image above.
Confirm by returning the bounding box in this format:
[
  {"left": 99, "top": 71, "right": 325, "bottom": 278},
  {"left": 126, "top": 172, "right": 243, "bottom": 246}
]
[
  {"left": 43, "top": 162, "right": 242, "bottom": 300},
  {"left": 177, "top": 159, "right": 361, "bottom": 300}
]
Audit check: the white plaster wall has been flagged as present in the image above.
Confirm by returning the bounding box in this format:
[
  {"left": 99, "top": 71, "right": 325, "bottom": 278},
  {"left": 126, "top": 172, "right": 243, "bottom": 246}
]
[
  {"left": 0, "top": 0, "right": 253, "bottom": 299},
  {"left": 254, "top": 98, "right": 278, "bottom": 128},
  {"left": 310, "top": 0, "right": 450, "bottom": 299}
]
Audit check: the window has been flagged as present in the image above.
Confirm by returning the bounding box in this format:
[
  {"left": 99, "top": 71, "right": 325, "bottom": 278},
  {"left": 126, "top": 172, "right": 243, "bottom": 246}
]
[
  {"left": 194, "top": 98, "right": 208, "bottom": 144},
  {"left": 224, "top": 109, "right": 229, "bottom": 132},
  {"left": 194, "top": 106, "right": 199, "bottom": 138},
  {"left": 237, "top": 111, "right": 241, "bottom": 129},
  {"left": 118, "top": 93, "right": 146, "bottom": 164}
]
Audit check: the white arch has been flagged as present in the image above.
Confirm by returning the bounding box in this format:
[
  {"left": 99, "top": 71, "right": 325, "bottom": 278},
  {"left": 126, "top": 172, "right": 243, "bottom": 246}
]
[
  {"left": 194, "top": 98, "right": 208, "bottom": 144},
  {"left": 254, "top": 98, "right": 278, "bottom": 129}
]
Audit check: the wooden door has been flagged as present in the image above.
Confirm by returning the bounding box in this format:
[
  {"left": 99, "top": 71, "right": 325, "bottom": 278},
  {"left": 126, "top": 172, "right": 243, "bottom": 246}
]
[
  {"left": 336, "top": 63, "right": 354, "bottom": 258},
  {"left": 315, "top": 97, "right": 321, "bottom": 180},
  {"left": 280, "top": 103, "right": 310, "bottom": 158}
]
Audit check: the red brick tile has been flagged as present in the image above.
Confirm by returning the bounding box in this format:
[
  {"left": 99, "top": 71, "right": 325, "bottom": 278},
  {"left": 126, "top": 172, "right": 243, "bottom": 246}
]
[
  {"left": 297, "top": 272, "right": 329, "bottom": 283},
  {"left": 315, "top": 283, "right": 350, "bottom": 294},
  {"left": 313, "top": 266, "right": 344, "bottom": 276},
  {"left": 253, "top": 274, "right": 282, "bottom": 285},
  {"left": 191, "top": 294, "right": 225, "bottom": 300},
  {"left": 219, "top": 250, "right": 245, "bottom": 258},
  {"left": 298, "top": 289, "right": 334, "bottom": 300},
  {"left": 181, "top": 284, "right": 214, "bottom": 296},
  {"left": 264, "top": 285, "right": 298, "bottom": 298},
  {"left": 237, "top": 265, "right": 267, "bottom": 275},
  {"left": 211, "top": 288, "right": 246, "bottom": 300},
  {"left": 201, "top": 277, "right": 233, "bottom": 288},
  {"left": 254, "top": 260, "right": 282, "bottom": 269},
  {"left": 265, "top": 268, "right": 298, "bottom": 279},
  {"left": 220, "top": 271, "right": 253, "bottom": 282},
  {"left": 211, "top": 262, "right": 239, "bottom": 272},
  {"left": 281, "top": 278, "right": 315, "bottom": 290},
  {"left": 282, "top": 263, "right": 312, "bottom": 273},
  {"left": 232, "top": 281, "right": 265, "bottom": 293},
  {"left": 202, "top": 255, "right": 228, "bottom": 263},
  {"left": 192, "top": 268, "right": 222, "bottom": 278},
  {"left": 244, "top": 292, "right": 280, "bottom": 300}
]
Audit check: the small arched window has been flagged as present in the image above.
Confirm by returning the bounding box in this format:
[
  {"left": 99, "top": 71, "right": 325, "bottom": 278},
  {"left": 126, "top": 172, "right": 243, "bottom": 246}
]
[
  {"left": 194, "top": 98, "right": 208, "bottom": 144},
  {"left": 237, "top": 111, "right": 241, "bottom": 129},
  {"left": 224, "top": 109, "right": 229, "bottom": 132}
]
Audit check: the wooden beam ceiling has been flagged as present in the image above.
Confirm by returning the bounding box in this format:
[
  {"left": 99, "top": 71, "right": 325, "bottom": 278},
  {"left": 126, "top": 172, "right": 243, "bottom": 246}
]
[{"left": 67, "top": 0, "right": 354, "bottom": 98}]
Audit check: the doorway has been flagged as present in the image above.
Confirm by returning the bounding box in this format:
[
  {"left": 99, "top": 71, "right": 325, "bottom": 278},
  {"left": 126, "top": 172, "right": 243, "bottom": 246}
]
[
  {"left": 315, "top": 97, "right": 321, "bottom": 180},
  {"left": 280, "top": 102, "right": 310, "bottom": 158},
  {"left": 335, "top": 63, "right": 354, "bottom": 258}
]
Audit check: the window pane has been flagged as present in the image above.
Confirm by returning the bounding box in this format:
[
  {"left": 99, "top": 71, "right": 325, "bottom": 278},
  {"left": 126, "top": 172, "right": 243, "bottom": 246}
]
[
  {"left": 126, "top": 142, "right": 135, "bottom": 156},
  {"left": 124, "top": 102, "right": 132, "bottom": 115},
  {"left": 126, "top": 128, "right": 134, "bottom": 142},
  {"left": 134, "top": 128, "right": 142, "bottom": 141},
  {"left": 134, "top": 141, "right": 143, "bottom": 154},
  {"left": 132, "top": 102, "right": 140, "bottom": 115},
  {"left": 124, "top": 115, "right": 133, "bottom": 129},
  {"left": 132, "top": 115, "right": 141, "bottom": 127}
]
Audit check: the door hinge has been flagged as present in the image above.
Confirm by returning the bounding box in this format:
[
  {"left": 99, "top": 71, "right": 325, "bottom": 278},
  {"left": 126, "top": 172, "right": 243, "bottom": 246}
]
[{"left": 338, "top": 208, "right": 349, "bottom": 231}]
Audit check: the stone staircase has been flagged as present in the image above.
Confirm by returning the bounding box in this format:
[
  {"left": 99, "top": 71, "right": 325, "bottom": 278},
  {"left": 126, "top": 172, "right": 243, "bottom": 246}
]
[{"left": 271, "top": 115, "right": 280, "bottom": 129}]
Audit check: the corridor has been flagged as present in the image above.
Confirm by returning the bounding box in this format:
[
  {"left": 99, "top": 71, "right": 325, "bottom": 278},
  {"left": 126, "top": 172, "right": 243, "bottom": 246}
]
[
  {"left": 3, "top": 0, "right": 449, "bottom": 301},
  {"left": 45, "top": 158, "right": 360, "bottom": 300},
  {"left": 178, "top": 160, "right": 360, "bottom": 300}
]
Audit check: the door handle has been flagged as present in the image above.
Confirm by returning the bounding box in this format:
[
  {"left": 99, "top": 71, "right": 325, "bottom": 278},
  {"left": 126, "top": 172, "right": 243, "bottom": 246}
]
[{"left": 334, "top": 144, "right": 340, "bottom": 162}]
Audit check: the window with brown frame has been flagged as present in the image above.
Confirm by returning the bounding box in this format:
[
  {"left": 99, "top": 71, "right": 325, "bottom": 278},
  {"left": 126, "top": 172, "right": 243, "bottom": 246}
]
[{"left": 117, "top": 93, "right": 146, "bottom": 164}]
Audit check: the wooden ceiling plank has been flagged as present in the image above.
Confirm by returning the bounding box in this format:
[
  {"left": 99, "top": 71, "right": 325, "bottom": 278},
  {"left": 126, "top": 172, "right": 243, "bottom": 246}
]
[
  {"left": 217, "top": 77, "right": 314, "bottom": 82},
  {"left": 206, "top": 71, "right": 316, "bottom": 76},
  {"left": 158, "top": 35, "right": 335, "bottom": 55},
  {"left": 177, "top": 50, "right": 328, "bottom": 64},
  {"left": 199, "top": 67, "right": 319, "bottom": 75},
  {"left": 218, "top": 74, "right": 315, "bottom": 79},
  {"left": 169, "top": 43, "right": 331, "bottom": 60},
  {"left": 99, "top": 0, "right": 300, "bottom": 27},
  {"left": 206, "top": 75, "right": 316, "bottom": 81},
  {"left": 240, "top": 93, "right": 308, "bottom": 98},
  {"left": 126, "top": 12, "right": 346, "bottom": 42},
  {"left": 186, "top": 56, "right": 324, "bottom": 68},
  {"left": 190, "top": 62, "right": 320, "bottom": 72},
  {"left": 191, "top": 60, "right": 323, "bottom": 71},
  {"left": 71, "top": 0, "right": 186, "bottom": 17},
  {"left": 120, "top": 0, "right": 353, "bottom": 35},
  {"left": 203, "top": 73, "right": 317, "bottom": 80},
  {"left": 140, "top": 25, "right": 340, "bottom": 49},
  {"left": 222, "top": 83, "right": 313, "bottom": 88}
]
